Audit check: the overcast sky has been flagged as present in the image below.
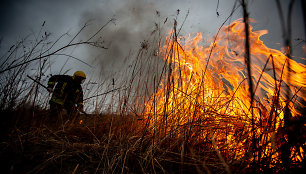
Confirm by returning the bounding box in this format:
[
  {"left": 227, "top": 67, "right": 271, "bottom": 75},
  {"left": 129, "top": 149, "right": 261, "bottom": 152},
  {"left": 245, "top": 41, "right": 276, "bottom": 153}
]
[{"left": 0, "top": 0, "right": 305, "bottom": 76}]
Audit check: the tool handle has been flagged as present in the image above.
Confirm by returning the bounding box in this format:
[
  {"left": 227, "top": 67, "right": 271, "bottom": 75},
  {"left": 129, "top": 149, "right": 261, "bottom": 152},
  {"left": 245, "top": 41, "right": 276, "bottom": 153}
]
[{"left": 27, "top": 75, "right": 53, "bottom": 92}]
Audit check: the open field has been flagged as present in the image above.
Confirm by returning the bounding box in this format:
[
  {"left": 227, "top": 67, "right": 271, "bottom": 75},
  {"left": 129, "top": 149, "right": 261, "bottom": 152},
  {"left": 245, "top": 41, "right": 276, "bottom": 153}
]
[{"left": 1, "top": 4, "right": 305, "bottom": 173}]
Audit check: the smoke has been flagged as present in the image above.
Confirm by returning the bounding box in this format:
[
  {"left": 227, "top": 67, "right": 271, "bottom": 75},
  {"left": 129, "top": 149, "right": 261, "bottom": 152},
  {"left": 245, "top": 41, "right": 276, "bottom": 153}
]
[
  {"left": 79, "top": 0, "right": 163, "bottom": 75},
  {"left": 78, "top": 0, "right": 221, "bottom": 76},
  {"left": 1, "top": 0, "right": 303, "bottom": 76}
]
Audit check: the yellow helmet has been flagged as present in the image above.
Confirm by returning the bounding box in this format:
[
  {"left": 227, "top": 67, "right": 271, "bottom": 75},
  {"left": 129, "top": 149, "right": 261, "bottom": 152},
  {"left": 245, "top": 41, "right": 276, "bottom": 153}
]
[{"left": 73, "top": 71, "right": 86, "bottom": 79}]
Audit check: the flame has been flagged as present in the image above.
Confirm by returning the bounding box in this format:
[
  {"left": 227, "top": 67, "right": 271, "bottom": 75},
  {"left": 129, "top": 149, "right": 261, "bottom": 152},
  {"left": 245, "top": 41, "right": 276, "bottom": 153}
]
[
  {"left": 79, "top": 120, "right": 83, "bottom": 124},
  {"left": 144, "top": 19, "right": 305, "bottom": 161}
]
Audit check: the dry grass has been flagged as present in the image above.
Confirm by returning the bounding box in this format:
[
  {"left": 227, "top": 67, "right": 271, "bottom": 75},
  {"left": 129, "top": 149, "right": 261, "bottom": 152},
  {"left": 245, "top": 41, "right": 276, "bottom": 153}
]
[{"left": 0, "top": 5, "right": 305, "bottom": 174}]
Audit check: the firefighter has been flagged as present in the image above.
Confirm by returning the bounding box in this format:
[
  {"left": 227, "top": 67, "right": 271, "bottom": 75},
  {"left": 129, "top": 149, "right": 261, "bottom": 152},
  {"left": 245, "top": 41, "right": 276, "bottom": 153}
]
[{"left": 47, "top": 71, "right": 86, "bottom": 125}]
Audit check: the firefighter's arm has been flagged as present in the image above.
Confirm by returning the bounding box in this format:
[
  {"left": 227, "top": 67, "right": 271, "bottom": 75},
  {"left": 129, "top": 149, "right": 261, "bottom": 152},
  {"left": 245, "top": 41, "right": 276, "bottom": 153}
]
[
  {"left": 47, "top": 75, "right": 58, "bottom": 88},
  {"left": 47, "top": 75, "right": 64, "bottom": 92}
]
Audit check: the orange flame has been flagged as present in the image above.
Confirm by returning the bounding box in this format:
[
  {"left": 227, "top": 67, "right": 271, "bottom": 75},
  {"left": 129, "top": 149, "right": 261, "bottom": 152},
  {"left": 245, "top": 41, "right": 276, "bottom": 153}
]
[{"left": 144, "top": 19, "right": 305, "bottom": 160}]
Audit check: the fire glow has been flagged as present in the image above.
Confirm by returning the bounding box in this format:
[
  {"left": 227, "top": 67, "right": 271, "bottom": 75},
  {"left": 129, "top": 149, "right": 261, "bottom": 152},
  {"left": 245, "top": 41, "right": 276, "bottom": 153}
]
[{"left": 144, "top": 19, "right": 305, "bottom": 161}]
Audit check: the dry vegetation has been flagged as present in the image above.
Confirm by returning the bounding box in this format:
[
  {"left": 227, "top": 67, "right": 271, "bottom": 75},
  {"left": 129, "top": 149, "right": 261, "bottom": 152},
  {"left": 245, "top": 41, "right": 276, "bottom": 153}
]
[{"left": 1, "top": 1, "right": 306, "bottom": 174}]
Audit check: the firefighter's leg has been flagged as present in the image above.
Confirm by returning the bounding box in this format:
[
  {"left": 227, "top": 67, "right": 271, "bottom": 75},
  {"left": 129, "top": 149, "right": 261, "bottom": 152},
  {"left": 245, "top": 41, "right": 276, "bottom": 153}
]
[
  {"left": 66, "top": 105, "right": 79, "bottom": 124},
  {"left": 49, "top": 102, "right": 63, "bottom": 128}
]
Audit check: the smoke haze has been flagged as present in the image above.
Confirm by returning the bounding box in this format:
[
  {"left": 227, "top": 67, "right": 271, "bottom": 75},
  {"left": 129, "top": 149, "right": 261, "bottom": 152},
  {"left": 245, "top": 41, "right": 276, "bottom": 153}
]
[{"left": 0, "top": 0, "right": 305, "bottom": 76}]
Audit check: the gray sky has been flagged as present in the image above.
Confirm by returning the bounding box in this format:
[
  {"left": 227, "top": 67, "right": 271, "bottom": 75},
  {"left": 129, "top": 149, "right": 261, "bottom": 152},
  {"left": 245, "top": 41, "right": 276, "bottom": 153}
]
[{"left": 0, "top": 0, "right": 305, "bottom": 76}]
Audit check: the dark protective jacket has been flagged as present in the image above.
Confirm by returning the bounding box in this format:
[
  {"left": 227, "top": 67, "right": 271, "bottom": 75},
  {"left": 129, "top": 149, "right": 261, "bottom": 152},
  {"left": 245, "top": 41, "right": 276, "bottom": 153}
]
[{"left": 47, "top": 75, "right": 83, "bottom": 109}]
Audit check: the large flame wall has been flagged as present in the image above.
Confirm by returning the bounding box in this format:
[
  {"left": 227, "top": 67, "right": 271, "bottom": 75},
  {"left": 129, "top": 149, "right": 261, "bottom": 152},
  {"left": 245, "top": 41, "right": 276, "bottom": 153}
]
[{"left": 143, "top": 19, "right": 305, "bottom": 161}]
